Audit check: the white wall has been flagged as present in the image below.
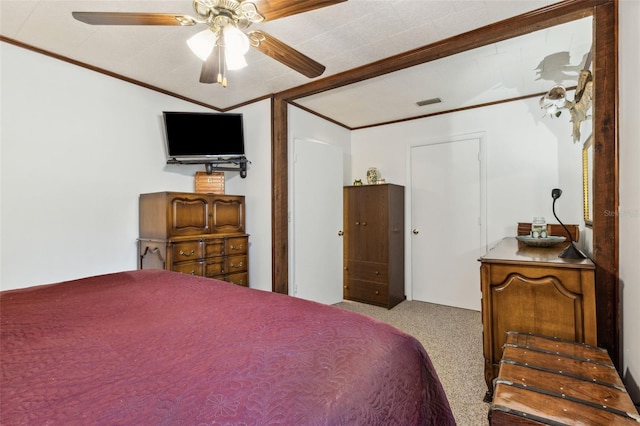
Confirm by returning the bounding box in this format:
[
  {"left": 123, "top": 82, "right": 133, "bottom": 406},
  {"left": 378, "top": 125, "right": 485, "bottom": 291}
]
[
  {"left": 351, "top": 96, "right": 584, "bottom": 249},
  {"left": 224, "top": 100, "right": 273, "bottom": 292},
  {"left": 0, "top": 42, "right": 272, "bottom": 291},
  {"left": 619, "top": 0, "right": 640, "bottom": 405}
]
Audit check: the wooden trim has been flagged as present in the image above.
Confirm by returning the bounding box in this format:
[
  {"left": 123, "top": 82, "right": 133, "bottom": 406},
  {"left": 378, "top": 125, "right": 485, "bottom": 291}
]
[
  {"left": 591, "top": 0, "right": 619, "bottom": 369},
  {"left": 288, "top": 101, "right": 351, "bottom": 130},
  {"left": 271, "top": 96, "right": 288, "bottom": 294}
]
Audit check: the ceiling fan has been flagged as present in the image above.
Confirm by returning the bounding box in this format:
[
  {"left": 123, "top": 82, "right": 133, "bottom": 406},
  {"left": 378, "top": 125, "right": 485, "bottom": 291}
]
[{"left": 72, "top": 0, "right": 346, "bottom": 87}]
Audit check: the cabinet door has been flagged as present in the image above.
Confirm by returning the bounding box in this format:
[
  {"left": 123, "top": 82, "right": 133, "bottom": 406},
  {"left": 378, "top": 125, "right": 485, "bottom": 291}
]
[
  {"left": 211, "top": 196, "right": 245, "bottom": 234},
  {"left": 170, "top": 195, "right": 210, "bottom": 236},
  {"left": 344, "top": 186, "right": 389, "bottom": 262}
]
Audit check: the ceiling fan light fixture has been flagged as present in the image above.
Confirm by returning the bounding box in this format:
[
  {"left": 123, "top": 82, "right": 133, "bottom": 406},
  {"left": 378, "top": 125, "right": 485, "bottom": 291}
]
[
  {"left": 225, "top": 49, "right": 248, "bottom": 70},
  {"left": 187, "top": 29, "right": 217, "bottom": 60},
  {"left": 223, "top": 24, "right": 250, "bottom": 55}
]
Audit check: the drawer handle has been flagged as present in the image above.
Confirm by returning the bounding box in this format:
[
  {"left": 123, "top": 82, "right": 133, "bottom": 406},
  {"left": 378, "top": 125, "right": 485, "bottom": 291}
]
[
  {"left": 375, "top": 290, "right": 379, "bottom": 295},
  {"left": 375, "top": 271, "right": 380, "bottom": 275},
  {"left": 344, "top": 285, "right": 348, "bottom": 289},
  {"left": 230, "top": 244, "right": 244, "bottom": 251},
  {"left": 355, "top": 221, "right": 360, "bottom": 225},
  {"left": 190, "top": 270, "right": 195, "bottom": 275},
  {"left": 344, "top": 266, "right": 348, "bottom": 271},
  {"left": 362, "top": 222, "right": 367, "bottom": 226},
  {"left": 230, "top": 262, "right": 244, "bottom": 268},
  {"left": 179, "top": 249, "right": 195, "bottom": 257}
]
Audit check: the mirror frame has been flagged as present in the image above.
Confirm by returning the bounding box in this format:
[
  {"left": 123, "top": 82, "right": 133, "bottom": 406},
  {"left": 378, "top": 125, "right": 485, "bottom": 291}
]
[
  {"left": 271, "top": 0, "right": 619, "bottom": 367},
  {"left": 583, "top": 134, "right": 594, "bottom": 226}
]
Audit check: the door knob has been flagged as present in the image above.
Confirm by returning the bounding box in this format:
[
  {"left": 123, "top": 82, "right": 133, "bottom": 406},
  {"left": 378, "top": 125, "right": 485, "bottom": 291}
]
[{"left": 412, "top": 228, "right": 419, "bottom": 235}]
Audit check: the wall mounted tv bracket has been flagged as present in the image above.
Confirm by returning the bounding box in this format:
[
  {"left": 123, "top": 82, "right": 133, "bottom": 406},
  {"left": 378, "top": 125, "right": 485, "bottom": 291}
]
[{"left": 167, "top": 156, "right": 250, "bottom": 178}]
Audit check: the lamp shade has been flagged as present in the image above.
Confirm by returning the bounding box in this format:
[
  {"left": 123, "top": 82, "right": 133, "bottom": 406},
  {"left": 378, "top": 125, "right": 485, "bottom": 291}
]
[{"left": 187, "top": 29, "right": 218, "bottom": 61}]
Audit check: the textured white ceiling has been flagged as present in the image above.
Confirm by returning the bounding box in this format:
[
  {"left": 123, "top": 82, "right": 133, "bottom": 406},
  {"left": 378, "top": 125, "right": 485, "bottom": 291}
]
[
  {"left": 296, "top": 16, "right": 592, "bottom": 127},
  {"left": 1, "top": 0, "right": 590, "bottom": 127}
]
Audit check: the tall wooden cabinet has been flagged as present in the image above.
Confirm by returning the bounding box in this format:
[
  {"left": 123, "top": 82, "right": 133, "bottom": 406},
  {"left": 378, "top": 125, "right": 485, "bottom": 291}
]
[
  {"left": 479, "top": 237, "right": 596, "bottom": 401},
  {"left": 343, "top": 184, "right": 405, "bottom": 309},
  {"left": 138, "top": 191, "right": 249, "bottom": 287}
]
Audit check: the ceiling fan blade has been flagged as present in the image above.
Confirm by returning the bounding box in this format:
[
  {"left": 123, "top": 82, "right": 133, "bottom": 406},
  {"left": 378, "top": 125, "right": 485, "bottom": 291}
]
[
  {"left": 249, "top": 30, "right": 325, "bottom": 78},
  {"left": 251, "top": 0, "right": 346, "bottom": 21},
  {"left": 72, "top": 12, "right": 197, "bottom": 26},
  {"left": 200, "top": 51, "right": 221, "bottom": 84}
]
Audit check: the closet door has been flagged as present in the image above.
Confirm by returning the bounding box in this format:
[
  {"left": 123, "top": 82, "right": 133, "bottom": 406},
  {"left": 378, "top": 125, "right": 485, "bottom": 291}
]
[
  {"left": 292, "top": 138, "right": 343, "bottom": 305},
  {"left": 410, "top": 137, "right": 484, "bottom": 311}
]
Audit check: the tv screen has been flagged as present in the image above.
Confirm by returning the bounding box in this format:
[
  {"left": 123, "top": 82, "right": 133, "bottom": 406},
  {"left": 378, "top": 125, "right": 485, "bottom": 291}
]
[{"left": 163, "top": 112, "right": 245, "bottom": 158}]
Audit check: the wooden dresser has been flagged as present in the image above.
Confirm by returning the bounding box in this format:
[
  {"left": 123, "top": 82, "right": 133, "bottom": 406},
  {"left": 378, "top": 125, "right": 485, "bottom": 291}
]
[
  {"left": 479, "top": 237, "right": 596, "bottom": 400},
  {"left": 138, "top": 191, "right": 249, "bottom": 287},
  {"left": 343, "top": 184, "right": 405, "bottom": 309}
]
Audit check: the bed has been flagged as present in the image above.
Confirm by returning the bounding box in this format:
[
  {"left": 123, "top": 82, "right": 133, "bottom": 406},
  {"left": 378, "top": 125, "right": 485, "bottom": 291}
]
[{"left": 1, "top": 270, "right": 455, "bottom": 425}]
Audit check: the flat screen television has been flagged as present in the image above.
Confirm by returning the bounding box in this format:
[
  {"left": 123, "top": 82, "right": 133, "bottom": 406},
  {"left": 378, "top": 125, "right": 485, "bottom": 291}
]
[{"left": 163, "top": 112, "right": 245, "bottom": 159}]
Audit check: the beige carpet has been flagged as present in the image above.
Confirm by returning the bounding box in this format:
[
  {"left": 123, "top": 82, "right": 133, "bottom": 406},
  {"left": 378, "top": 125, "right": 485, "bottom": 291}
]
[{"left": 335, "top": 300, "right": 489, "bottom": 426}]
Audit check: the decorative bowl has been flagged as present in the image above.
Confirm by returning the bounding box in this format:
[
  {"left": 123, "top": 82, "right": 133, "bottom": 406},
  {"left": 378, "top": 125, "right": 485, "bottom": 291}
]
[{"left": 515, "top": 235, "right": 566, "bottom": 247}]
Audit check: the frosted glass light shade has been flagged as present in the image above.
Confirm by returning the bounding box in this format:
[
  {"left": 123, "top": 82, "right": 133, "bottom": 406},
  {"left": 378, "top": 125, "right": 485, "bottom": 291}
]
[
  {"left": 187, "top": 29, "right": 217, "bottom": 61},
  {"left": 223, "top": 25, "right": 250, "bottom": 55},
  {"left": 225, "top": 49, "right": 248, "bottom": 70}
]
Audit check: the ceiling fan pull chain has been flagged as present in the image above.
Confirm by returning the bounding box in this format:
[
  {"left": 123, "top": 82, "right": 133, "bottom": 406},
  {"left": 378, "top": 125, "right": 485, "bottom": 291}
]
[{"left": 217, "top": 32, "right": 228, "bottom": 88}]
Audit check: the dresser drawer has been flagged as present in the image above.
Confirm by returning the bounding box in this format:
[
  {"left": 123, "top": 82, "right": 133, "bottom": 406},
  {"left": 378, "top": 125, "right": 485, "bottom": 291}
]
[
  {"left": 172, "top": 260, "right": 204, "bottom": 276},
  {"left": 344, "top": 279, "right": 389, "bottom": 306},
  {"left": 171, "top": 240, "right": 203, "bottom": 261},
  {"left": 226, "top": 236, "right": 248, "bottom": 255},
  {"left": 204, "top": 238, "right": 225, "bottom": 257},
  {"left": 227, "top": 255, "right": 247, "bottom": 273},
  {"left": 205, "top": 257, "right": 226, "bottom": 277},
  {"left": 344, "top": 260, "right": 388, "bottom": 283},
  {"left": 226, "top": 272, "right": 249, "bottom": 287}
]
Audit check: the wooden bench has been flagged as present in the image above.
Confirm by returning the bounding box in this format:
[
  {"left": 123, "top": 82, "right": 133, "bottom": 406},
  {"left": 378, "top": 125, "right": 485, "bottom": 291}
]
[{"left": 489, "top": 331, "right": 639, "bottom": 425}]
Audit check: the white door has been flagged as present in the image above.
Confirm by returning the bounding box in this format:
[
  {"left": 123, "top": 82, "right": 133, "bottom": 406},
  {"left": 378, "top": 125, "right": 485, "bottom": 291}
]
[
  {"left": 292, "top": 138, "right": 343, "bottom": 304},
  {"left": 410, "top": 136, "right": 484, "bottom": 311}
]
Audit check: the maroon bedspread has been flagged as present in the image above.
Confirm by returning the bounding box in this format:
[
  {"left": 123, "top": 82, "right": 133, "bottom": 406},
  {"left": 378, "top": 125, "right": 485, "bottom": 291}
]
[{"left": 1, "top": 270, "right": 454, "bottom": 425}]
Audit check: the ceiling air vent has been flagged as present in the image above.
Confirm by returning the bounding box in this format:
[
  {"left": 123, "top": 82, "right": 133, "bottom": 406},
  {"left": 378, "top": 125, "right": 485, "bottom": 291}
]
[{"left": 416, "top": 97, "right": 442, "bottom": 107}]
